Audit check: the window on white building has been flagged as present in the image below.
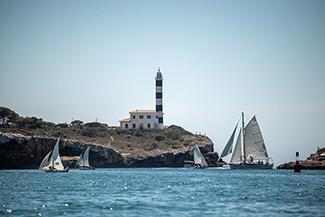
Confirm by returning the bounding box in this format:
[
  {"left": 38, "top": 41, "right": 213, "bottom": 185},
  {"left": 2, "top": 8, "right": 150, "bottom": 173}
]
[
  {"left": 147, "top": 115, "right": 151, "bottom": 119},
  {"left": 125, "top": 124, "right": 128, "bottom": 129},
  {"left": 133, "top": 115, "right": 136, "bottom": 119},
  {"left": 133, "top": 124, "right": 136, "bottom": 129},
  {"left": 147, "top": 123, "right": 151, "bottom": 128},
  {"left": 140, "top": 115, "right": 144, "bottom": 119}
]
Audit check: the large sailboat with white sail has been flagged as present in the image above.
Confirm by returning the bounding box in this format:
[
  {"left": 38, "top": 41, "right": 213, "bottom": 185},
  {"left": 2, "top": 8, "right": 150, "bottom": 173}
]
[
  {"left": 193, "top": 144, "right": 208, "bottom": 168},
  {"left": 75, "top": 146, "right": 95, "bottom": 170},
  {"left": 220, "top": 113, "right": 273, "bottom": 169},
  {"left": 39, "top": 136, "right": 69, "bottom": 172}
]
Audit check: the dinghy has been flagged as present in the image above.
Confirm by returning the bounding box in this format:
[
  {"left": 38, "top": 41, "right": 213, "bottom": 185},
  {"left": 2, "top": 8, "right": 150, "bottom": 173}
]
[
  {"left": 193, "top": 144, "right": 208, "bottom": 169},
  {"left": 220, "top": 113, "right": 273, "bottom": 169},
  {"left": 76, "top": 147, "right": 95, "bottom": 170},
  {"left": 39, "top": 136, "right": 69, "bottom": 172}
]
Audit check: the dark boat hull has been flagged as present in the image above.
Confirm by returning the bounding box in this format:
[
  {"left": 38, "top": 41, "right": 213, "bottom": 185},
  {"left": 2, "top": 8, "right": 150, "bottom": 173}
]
[
  {"left": 183, "top": 163, "right": 206, "bottom": 169},
  {"left": 44, "top": 167, "right": 69, "bottom": 173},
  {"left": 229, "top": 163, "right": 273, "bottom": 170},
  {"left": 78, "top": 166, "right": 95, "bottom": 170}
]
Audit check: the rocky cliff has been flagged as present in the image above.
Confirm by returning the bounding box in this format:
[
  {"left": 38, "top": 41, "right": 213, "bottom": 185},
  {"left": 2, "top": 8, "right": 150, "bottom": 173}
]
[
  {"left": 0, "top": 107, "right": 217, "bottom": 169},
  {"left": 277, "top": 148, "right": 325, "bottom": 170}
]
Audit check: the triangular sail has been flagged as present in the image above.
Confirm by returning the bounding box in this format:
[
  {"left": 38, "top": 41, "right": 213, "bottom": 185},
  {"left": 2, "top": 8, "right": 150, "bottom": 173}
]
[
  {"left": 51, "top": 136, "right": 65, "bottom": 171},
  {"left": 194, "top": 144, "right": 208, "bottom": 168},
  {"left": 82, "top": 147, "right": 90, "bottom": 167},
  {"left": 220, "top": 123, "right": 238, "bottom": 158},
  {"left": 193, "top": 145, "right": 202, "bottom": 165},
  {"left": 39, "top": 151, "right": 52, "bottom": 170},
  {"left": 201, "top": 155, "right": 208, "bottom": 167},
  {"left": 244, "top": 116, "right": 268, "bottom": 160},
  {"left": 76, "top": 150, "right": 84, "bottom": 167},
  {"left": 230, "top": 129, "right": 242, "bottom": 163}
]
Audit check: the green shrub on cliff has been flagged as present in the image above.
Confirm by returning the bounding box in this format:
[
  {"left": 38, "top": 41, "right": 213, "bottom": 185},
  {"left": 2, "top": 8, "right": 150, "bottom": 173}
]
[
  {"left": 16, "top": 117, "right": 43, "bottom": 129},
  {"left": 71, "top": 120, "right": 83, "bottom": 126},
  {"left": 0, "top": 107, "right": 19, "bottom": 119}
]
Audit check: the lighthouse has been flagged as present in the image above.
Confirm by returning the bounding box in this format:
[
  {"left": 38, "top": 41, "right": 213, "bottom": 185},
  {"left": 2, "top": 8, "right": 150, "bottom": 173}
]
[
  {"left": 155, "top": 68, "right": 164, "bottom": 129},
  {"left": 119, "top": 68, "right": 164, "bottom": 130}
]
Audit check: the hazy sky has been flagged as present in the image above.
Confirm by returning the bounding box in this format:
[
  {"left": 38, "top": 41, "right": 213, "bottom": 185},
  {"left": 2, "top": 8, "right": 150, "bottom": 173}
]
[{"left": 1, "top": 0, "right": 325, "bottom": 165}]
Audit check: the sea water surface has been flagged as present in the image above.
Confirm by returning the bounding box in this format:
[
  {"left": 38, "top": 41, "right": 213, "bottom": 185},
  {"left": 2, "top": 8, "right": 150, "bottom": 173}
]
[{"left": 1, "top": 168, "right": 325, "bottom": 217}]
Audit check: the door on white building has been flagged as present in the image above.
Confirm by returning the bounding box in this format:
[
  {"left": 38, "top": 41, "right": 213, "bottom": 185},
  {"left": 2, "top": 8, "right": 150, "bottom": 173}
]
[{"left": 139, "top": 123, "right": 144, "bottom": 130}]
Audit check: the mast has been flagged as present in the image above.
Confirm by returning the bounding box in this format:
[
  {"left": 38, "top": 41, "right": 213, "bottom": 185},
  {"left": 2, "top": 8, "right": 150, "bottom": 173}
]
[{"left": 242, "top": 112, "right": 246, "bottom": 164}]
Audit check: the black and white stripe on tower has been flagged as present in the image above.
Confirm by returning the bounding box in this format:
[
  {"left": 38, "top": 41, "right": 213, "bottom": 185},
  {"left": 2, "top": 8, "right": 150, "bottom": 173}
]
[{"left": 155, "top": 68, "right": 163, "bottom": 129}]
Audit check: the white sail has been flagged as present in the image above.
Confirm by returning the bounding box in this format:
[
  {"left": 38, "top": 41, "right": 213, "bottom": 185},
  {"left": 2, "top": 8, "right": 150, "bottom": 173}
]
[
  {"left": 82, "top": 147, "right": 90, "bottom": 168},
  {"left": 220, "top": 123, "right": 238, "bottom": 158},
  {"left": 201, "top": 155, "right": 208, "bottom": 167},
  {"left": 244, "top": 116, "right": 268, "bottom": 160},
  {"left": 193, "top": 145, "right": 202, "bottom": 165},
  {"left": 76, "top": 151, "right": 84, "bottom": 167},
  {"left": 194, "top": 144, "right": 207, "bottom": 168},
  {"left": 51, "top": 136, "right": 65, "bottom": 171},
  {"left": 230, "top": 129, "right": 242, "bottom": 163},
  {"left": 39, "top": 151, "right": 52, "bottom": 170}
]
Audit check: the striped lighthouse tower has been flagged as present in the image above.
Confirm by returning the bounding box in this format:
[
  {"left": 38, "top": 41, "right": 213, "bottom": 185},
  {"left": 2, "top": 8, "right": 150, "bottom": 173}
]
[{"left": 155, "top": 68, "right": 164, "bottom": 129}]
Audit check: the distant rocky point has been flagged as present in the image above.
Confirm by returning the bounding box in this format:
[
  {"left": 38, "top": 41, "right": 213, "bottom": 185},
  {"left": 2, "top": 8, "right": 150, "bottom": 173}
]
[
  {"left": 277, "top": 148, "right": 325, "bottom": 170},
  {"left": 0, "top": 107, "right": 219, "bottom": 169}
]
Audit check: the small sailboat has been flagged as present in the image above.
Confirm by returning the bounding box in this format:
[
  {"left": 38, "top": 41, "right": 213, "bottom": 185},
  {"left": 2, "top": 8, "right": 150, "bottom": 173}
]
[
  {"left": 220, "top": 113, "right": 273, "bottom": 169},
  {"left": 39, "top": 136, "right": 69, "bottom": 172},
  {"left": 193, "top": 144, "right": 208, "bottom": 168},
  {"left": 75, "top": 147, "right": 95, "bottom": 170}
]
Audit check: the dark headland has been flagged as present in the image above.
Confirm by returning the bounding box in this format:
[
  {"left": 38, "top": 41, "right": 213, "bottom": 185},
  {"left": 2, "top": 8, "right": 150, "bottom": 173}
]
[
  {"left": 277, "top": 148, "right": 325, "bottom": 170},
  {"left": 0, "top": 107, "right": 220, "bottom": 169}
]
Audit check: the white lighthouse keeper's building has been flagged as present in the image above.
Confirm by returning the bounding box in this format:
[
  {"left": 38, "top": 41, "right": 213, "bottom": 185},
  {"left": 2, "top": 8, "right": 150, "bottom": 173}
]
[{"left": 119, "top": 68, "right": 164, "bottom": 130}]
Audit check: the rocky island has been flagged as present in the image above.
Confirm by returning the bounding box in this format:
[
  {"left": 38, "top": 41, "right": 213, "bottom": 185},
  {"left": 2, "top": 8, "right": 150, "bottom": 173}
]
[
  {"left": 0, "top": 107, "right": 219, "bottom": 169},
  {"left": 277, "top": 148, "right": 325, "bottom": 170}
]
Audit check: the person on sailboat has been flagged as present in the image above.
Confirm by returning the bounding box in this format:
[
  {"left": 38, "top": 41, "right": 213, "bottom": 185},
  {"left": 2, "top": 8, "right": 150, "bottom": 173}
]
[{"left": 220, "top": 113, "right": 274, "bottom": 169}]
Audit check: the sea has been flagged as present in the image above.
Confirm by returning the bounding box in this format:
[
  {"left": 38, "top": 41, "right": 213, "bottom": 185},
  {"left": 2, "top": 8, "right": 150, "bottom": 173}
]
[{"left": 1, "top": 168, "right": 325, "bottom": 217}]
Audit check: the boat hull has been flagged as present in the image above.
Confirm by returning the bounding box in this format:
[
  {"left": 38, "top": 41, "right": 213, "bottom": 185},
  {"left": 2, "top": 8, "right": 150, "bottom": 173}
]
[
  {"left": 44, "top": 167, "right": 69, "bottom": 173},
  {"left": 183, "top": 163, "right": 206, "bottom": 169},
  {"left": 229, "top": 163, "right": 273, "bottom": 170},
  {"left": 78, "top": 166, "right": 95, "bottom": 170}
]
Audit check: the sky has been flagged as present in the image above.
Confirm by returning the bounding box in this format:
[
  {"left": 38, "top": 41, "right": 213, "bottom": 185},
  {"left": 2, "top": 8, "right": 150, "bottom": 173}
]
[{"left": 1, "top": 0, "right": 325, "bottom": 165}]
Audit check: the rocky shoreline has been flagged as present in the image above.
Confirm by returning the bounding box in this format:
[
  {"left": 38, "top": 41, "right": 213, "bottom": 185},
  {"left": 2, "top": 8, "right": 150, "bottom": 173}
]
[
  {"left": 277, "top": 148, "right": 325, "bottom": 170},
  {"left": 0, "top": 106, "right": 220, "bottom": 169},
  {"left": 0, "top": 132, "right": 216, "bottom": 169}
]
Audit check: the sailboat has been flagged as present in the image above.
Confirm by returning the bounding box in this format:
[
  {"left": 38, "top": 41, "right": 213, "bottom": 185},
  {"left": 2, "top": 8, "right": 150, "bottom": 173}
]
[
  {"left": 75, "top": 146, "right": 95, "bottom": 170},
  {"left": 39, "top": 136, "right": 69, "bottom": 172},
  {"left": 220, "top": 113, "right": 273, "bottom": 169},
  {"left": 193, "top": 144, "right": 208, "bottom": 168}
]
